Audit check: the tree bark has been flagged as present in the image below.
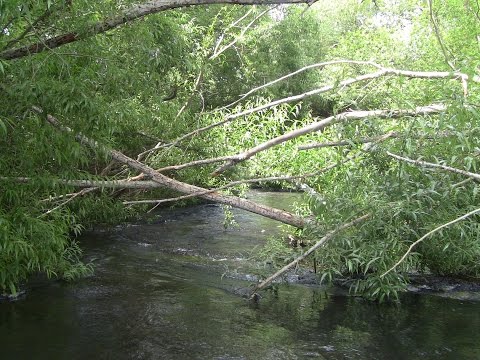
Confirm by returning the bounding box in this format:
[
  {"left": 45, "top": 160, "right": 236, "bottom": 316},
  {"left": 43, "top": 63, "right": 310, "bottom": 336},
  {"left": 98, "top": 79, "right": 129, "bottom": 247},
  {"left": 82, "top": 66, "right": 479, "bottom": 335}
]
[{"left": 0, "top": 0, "right": 309, "bottom": 60}]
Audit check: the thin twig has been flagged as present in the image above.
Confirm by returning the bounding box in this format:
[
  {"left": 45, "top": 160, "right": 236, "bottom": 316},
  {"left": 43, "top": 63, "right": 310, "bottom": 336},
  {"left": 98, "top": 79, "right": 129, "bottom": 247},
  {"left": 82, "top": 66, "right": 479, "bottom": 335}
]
[
  {"left": 427, "top": 0, "right": 456, "bottom": 71},
  {"left": 39, "top": 188, "right": 91, "bottom": 217},
  {"left": 210, "top": 6, "right": 273, "bottom": 60}
]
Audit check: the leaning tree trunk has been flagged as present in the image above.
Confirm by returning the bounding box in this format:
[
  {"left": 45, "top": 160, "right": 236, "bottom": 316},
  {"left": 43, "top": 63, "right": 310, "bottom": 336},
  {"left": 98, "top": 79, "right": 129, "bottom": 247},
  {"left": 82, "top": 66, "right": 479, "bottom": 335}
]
[{"left": 36, "top": 108, "right": 307, "bottom": 229}]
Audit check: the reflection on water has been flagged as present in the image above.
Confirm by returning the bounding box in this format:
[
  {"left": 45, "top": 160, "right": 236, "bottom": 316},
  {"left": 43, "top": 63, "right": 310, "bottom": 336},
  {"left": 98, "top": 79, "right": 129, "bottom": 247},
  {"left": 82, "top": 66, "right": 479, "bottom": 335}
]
[{"left": 1, "top": 192, "right": 480, "bottom": 359}]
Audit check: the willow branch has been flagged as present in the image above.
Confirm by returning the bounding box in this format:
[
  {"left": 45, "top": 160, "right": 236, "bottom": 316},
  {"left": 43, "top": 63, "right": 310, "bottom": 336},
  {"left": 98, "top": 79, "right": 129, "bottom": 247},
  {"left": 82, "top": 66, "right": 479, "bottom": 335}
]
[
  {"left": 224, "top": 60, "right": 381, "bottom": 109},
  {"left": 381, "top": 207, "right": 480, "bottom": 277},
  {"left": 210, "top": 6, "right": 272, "bottom": 60},
  {"left": 173, "top": 70, "right": 204, "bottom": 121},
  {"left": 298, "top": 130, "right": 452, "bottom": 150},
  {"left": 123, "top": 161, "right": 344, "bottom": 206},
  {"left": 164, "top": 66, "right": 467, "bottom": 150},
  {"left": 39, "top": 188, "right": 91, "bottom": 217},
  {"left": 427, "top": 0, "right": 456, "bottom": 71},
  {"left": 124, "top": 133, "right": 392, "bottom": 206},
  {"left": 387, "top": 152, "right": 480, "bottom": 181},
  {"left": 4, "top": 2, "right": 58, "bottom": 50},
  {"left": 0, "top": 0, "right": 310, "bottom": 60},
  {"left": 0, "top": 177, "right": 163, "bottom": 189},
  {"left": 250, "top": 213, "right": 370, "bottom": 298},
  {"left": 212, "top": 104, "right": 446, "bottom": 175},
  {"left": 33, "top": 106, "right": 307, "bottom": 228}
]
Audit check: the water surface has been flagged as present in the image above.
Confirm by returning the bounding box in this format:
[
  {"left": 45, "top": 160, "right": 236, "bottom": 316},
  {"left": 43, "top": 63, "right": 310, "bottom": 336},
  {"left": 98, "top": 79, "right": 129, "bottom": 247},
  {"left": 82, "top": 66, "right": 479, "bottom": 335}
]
[{"left": 1, "top": 192, "right": 479, "bottom": 359}]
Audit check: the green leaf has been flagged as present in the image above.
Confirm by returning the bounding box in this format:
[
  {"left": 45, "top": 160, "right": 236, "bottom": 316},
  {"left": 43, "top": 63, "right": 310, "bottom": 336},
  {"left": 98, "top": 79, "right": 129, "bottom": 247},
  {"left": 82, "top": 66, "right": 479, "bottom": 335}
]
[
  {"left": 9, "top": 282, "right": 16, "bottom": 296},
  {"left": 0, "top": 118, "right": 6, "bottom": 138}
]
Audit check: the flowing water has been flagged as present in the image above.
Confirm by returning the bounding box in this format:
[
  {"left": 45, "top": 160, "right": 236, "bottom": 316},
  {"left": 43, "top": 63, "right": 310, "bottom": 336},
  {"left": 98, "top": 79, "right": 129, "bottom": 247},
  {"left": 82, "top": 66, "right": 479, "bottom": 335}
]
[{"left": 1, "top": 192, "right": 480, "bottom": 359}]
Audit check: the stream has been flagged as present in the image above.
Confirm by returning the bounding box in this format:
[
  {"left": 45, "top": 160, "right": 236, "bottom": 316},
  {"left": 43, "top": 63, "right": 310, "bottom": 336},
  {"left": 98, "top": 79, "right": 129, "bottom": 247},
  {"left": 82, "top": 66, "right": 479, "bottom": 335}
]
[{"left": 1, "top": 192, "right": 480, "bottom": 359}]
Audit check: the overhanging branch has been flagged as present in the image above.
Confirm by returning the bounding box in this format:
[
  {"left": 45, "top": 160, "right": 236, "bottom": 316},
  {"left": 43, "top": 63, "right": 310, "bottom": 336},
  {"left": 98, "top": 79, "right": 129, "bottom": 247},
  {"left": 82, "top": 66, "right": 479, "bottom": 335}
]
[
  {"left": 0, "top": 0, "right": 309, "bottom": 60},
  {"left": 211, "top": 104, "right": 446, "bottom": 175}
]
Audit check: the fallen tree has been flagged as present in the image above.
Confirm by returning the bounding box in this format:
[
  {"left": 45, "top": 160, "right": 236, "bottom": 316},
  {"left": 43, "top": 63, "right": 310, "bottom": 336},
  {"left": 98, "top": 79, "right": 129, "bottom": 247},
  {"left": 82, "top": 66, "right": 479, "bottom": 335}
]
[{"left": 34, "top": 107, "right": 307, "bottom": 229}]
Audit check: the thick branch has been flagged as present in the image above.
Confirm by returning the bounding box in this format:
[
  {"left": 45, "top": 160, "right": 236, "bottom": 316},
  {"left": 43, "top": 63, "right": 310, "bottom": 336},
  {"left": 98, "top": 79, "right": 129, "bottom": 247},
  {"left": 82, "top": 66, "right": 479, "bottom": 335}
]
[
  {"left": 250, "top": 213, "right": 370, "bottom": 298},
  {"left": 212, "top": 104, "right": 446, "bottom": 175},
  {"left": 0, "top": 0, "right": 309, "bottom": 60}
]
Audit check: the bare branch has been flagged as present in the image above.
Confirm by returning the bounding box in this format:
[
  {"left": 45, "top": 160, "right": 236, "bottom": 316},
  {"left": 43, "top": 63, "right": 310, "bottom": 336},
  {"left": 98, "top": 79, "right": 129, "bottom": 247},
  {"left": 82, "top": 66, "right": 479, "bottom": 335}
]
[
  {"left": 387, "top": 152, "right": 480, "bottom": 181},
  {"left": 250, "top": 213, "right": 370, "bottom": 298},
  {"left": 39, "top": 188, "right": 91, "bottom": 218},
  {"left": 0, "top": 177, "right": 163, "bottom": 189},
  {"left": 298, "top": 130, "right": 452, "bottom": 150},
  {"left": 156, "top": 155, "right": 234, "bottom": 172},
  {"left": 224, "top": 60, "right": 382, "bottom": 109},
  {"left": 40, "top": 188, "right": 98, "bottom": 203},
  {"left": 381, "top": 207, "right": 480, "bottom": 277}
]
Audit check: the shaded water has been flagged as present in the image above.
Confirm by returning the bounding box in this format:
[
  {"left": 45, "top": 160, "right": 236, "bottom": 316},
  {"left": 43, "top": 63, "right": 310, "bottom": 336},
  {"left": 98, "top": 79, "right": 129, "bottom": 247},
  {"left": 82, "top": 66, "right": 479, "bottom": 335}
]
[{"left": 1, "top": 192, "right": 480, "bottom": 359}]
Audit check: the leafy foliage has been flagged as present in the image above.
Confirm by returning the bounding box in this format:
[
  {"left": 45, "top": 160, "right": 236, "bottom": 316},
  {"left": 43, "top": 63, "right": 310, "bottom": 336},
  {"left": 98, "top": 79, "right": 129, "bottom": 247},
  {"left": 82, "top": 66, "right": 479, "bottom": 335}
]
[{"left": 1, "top": 0, "right": 480, "bottom": 303}]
